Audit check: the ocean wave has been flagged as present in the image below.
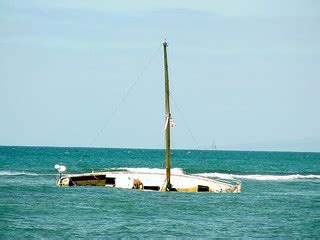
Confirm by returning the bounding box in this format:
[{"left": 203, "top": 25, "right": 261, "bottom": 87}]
[
  {"left": 0, "top": 171, "right": 40, "bottom": 176},
  {"left": 194, "top": 172, "right": 320, "bottom": 181},
  {"left": 107, "top": 167, "right": 185, "bottom": 175}
]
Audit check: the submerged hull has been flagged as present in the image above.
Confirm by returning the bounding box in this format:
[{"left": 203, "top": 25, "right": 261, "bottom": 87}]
[{"left": 57, "top": 171, "right": 241, "bottom": 193}]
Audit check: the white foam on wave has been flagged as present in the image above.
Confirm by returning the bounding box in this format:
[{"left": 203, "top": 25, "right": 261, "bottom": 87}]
[
  {"left": 108, "top": 167, "right": 185, "bottom": 175},
  {"left": 0, "top": 171, "right": 39, "bottom": 176},
  {"left": 194, "top": 172, "right": 320, "bottom": 181}
]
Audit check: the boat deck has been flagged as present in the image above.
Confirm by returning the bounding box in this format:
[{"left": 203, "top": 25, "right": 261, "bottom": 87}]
[{"left": 57, "top": 171, "right": 241, "bottom": 193}]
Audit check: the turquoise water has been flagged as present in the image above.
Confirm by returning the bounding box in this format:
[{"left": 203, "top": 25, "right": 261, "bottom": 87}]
[{"left": 0, "top": 146, "right": 319, "bottom": 238}]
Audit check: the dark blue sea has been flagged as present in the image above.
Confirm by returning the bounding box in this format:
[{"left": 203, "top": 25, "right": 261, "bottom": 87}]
[{"left": 0, "top": 146, "right": 319, "bottom": 238}]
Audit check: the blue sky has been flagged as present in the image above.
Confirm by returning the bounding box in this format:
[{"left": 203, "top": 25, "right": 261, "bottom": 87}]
[{"left": 0, "top": 0, "right": 319, "bottom": 151}]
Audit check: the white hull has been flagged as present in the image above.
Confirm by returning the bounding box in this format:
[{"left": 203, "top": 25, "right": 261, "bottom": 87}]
[{"left": 57, "top": 171, "right": 241, "bottom": 193}]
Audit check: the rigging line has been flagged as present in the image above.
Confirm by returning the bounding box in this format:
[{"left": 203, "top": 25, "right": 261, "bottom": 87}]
[
  {"left": 74, "top": 43, "right": 162, "bottom": 167},
  {"left": 171, "top": 94, "right": 201, "bottom": 150}
]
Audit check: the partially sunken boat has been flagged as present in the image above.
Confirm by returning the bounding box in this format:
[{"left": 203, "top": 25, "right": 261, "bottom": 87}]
[{"left": 56, "top": 40, "right": 241, "bottom": 193}]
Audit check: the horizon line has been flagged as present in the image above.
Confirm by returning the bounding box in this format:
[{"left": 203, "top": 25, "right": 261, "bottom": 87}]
[{"left": 0, "top": 144, "right": 319, "bottom": 154}]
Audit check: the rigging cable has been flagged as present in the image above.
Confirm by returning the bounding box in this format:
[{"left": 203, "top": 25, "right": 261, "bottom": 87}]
[
  {"left": 171, "top": 94, "right": 201, "bottom": 150},
  {"left": 74, "top": 43, "right": 162, "bottom": 168}
]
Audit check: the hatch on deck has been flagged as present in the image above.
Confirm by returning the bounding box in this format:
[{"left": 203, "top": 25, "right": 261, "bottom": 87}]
[
  {"left": 197, "top": 185, "right": 209, "bottom": 192},
  {"left": 144, "top": 186, "right": 160, "bottom": 191},
  {"left": 69, "top": 174, "right": 106, "bottom": 186},
  {"left": 106, "top": 177, "right": 115, "bottom": 186}
]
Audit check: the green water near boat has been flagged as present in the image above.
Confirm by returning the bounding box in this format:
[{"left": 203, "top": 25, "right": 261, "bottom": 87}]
[{"left": 0, "top": 146, "right": 319, "bottom": 238}]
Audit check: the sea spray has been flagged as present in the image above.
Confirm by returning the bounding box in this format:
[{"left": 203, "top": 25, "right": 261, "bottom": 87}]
[
  {"left": 194, "top": 172, "right": 320, "bottom": 181},
  {"left": 105, "top": 167, "right": 185, "bottom": 175}
]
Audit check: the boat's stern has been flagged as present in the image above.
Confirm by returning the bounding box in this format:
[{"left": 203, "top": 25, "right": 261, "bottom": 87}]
[{"left": 56, "top": 176, "right": 71, "bottom": 187}]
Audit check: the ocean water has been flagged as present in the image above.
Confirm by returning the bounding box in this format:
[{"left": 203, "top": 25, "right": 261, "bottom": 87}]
[{"left": 0, "top": 146, "right": 319, "bottom": 238}]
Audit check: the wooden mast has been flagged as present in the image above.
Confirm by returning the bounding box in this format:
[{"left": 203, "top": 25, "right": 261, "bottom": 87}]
[{"left": 163, "top": 40, "right": 171, "bottom": 191}]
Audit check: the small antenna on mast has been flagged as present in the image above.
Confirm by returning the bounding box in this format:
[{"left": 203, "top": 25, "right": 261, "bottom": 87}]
[{"left": 163, "top": 38, "right": 168, "bottom": 46}]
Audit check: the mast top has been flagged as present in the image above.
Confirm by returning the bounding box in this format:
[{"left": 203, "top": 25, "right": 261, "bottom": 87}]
[{"left": 163, "top": 39, "right": 168, "bottom": 47}]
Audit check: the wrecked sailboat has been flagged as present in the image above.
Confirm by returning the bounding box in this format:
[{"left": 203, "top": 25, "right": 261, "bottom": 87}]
[{"left": 56, "top": 40, "right": 241, "bottom": 193}]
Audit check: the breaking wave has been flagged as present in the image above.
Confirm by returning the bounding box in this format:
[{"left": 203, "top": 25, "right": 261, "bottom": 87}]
[
  {"left": 107, "top": 167, "right": 185, "bottom": 175},
  {"left": 0, "top": 171, "right": 40, "bottom": 176},
  {"left": 194, "top": 172, "right": 320, "bottom": 181}
]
